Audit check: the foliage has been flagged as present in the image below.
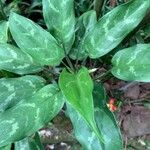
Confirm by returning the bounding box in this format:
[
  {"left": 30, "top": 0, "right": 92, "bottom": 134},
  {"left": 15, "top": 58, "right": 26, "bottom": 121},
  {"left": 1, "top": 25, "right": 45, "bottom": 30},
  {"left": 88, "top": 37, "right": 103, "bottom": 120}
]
[{"left": 0, "top": 0, "right": 149, "bottom": 149}]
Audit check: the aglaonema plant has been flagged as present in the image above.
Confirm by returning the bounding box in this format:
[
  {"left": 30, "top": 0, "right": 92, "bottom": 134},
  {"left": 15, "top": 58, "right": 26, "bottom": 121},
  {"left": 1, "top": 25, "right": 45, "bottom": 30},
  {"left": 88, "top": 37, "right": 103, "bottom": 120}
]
[{"left": 0, "top": 0, "right": 150, "bottom": 149}]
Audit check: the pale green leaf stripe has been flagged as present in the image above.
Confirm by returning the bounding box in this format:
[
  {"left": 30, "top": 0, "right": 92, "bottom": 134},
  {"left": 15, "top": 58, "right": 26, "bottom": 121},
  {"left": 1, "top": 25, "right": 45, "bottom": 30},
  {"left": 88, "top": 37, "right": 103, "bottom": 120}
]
[
  {"left": 0, "top": 84, "right": 65, "bottom": 147},
  {"left": 0, "top": 43, "right": 43, "bottom": 74},
  {"left": 59, "top": 67, "right": 103, "bottom": 143},
  {"left": 9, "top": 13, "right": 64, "bottom": 66},
  {"left": 0, "top": 75, "right": 45, "bottom": 112},
  {"left": 111, "top": 44, "right": 150, "bottom": 82},
  {"left": 0, "top": 21, "right": 8, "bottom": 43},
  {"left": 15, "top": 133, "right": 44, "bottom": 150},
  {"left": 80, "top": 0, "right": 150, "bottom": 58},
  {"left": 69, "top": 10, "right": 97, "bottom": 60},
  {"left": 42, "top": 0, "right": 75, "bottom": 52}
]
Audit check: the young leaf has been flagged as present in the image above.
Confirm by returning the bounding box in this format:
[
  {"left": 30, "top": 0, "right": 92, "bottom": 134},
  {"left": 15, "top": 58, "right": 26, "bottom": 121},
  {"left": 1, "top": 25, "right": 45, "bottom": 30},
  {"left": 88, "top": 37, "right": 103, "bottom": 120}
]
[
  {"left": 15, "top": 133, "right": 44, "bottom": 150},
  {"left": 69, "top": 10, "right": 97, "bottom": 60},
  {"left": 0, "top": 75, "right": 45, "bottom": 112},
  {"left": 79, "top": 0, "right": 150, "bottom": 58},
  {"left": 0, "top": 84, "right": 65, "bottom": 147},
  {"left": 59, "top": 67, "right": 103, "bottom": 143},
  {"left": 42, "top": 0, "right": 75, "bottom": 52},
  {"left": 0, "top": 43, "right": 43, "bottom": 74},
  {"left": 111, "top": 44, "right": 150, "bottom": 82},
  {"left": 9, "top": 13, "right": 64, "bottom": 66},
  {"left": 66, "top": 82, "right": 123, "bottom": 150},
  {"left": 0, "top": 21, "right": 8, "bottom": 43}
]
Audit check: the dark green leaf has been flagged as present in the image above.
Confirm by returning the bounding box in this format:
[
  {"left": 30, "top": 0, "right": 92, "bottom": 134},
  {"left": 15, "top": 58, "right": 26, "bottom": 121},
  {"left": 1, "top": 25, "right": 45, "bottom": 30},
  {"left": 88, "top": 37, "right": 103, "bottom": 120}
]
[
  {"left": 70, "top": 10, "right": 97, "bottom": 60},
  {"left": 0, "top": 84, "right": 65, "bottom": 147},
  {"left": 0, "top": 75, "right": 45, "bottom": 112},
  {"left": 0, "top": 21, "right": 8, "bottom": 43},
  {"left": 42, "top": 0, "right": 75, "bottom": 52},
  {"left": 79, "top": 0, "right": 150, "bottom": 58},
  {"left": 15, "top": 133, "right": 44, "bottom": 150},
  {"left": 66, "top": 82, "right": 123, "bottom": 150},
  {"left": 9, "top": 13, "right": 64, "bottom": 66},
  {"left": 59, "top": 67, "right": 103, "bottom": 143},
  {"left": 0, "top": 43, "right": 43, "bottom": 74},
  {"left": 112, "top": 44, "right": 150, "bottom": 82}
]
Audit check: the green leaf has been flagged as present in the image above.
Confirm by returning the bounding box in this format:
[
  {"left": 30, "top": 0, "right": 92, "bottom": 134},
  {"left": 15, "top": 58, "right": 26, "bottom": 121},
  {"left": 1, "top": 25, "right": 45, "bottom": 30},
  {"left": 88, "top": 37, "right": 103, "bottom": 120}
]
[
  {"left": 0, "top": 84, "right": 65, "bottom": 147},
  {"left": 66, "top": 82, "right": 123, "bottom": 150},
  {"left": 15, "top": 133, "right": 44, "bottom": 150},
  {"left": 42, "top": 0, "right": 75, "bottom": 52},
  {"left": 9, "top": 13, "right": 64, "bottom": 66},
  {"left": 70, "top": 10, "right": 97, "bottom": 60},
  {"left": 111, "top": 44, "right": 150, "bottom": 82},
  {"left": 0, "top": 75, "right": 45, "bottom": 112},
  {"left": 93, "top": 83, "right": 123, "bottom": 150},
  {"left": 0, "top": 145, "right": 11, "bottom": 150},
  {"left": 0, "top": 43, "right": 43, "bottom": 74},
  {"left": 0, "top": 21, "right": 8, "bottom": 43},
  {"left": 79, "top": 0, "right": 150, "bottom": 58},
  {"left": 59, "top": 67, "right": 103, "bottom": 143}
]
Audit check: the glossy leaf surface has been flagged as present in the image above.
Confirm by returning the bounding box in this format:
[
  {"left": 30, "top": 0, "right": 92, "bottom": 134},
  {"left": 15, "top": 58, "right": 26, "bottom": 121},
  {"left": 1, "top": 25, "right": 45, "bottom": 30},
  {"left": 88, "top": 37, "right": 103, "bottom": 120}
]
[
  {"left": 0, "top": 43, "right": 43, "bottom": 74},
  {"left": 0, "top": 21, "right": 8, "bottom": 43},
  {"left": 70, "top": 10, "right": 97, "bottom": 60},
  {"left": 80, "top": 0, "right": 150, "bottom": 58},
  {"left": 9, "top": 13, "right": 64, "bottom": 66},
  {"left": 15, "top": 133, "right": 44, "bottom": 150},
  {"left": 59, "top": 67, "right": 103, "bottom": 143},
  {"left": 0, "top": 84, "right": 65, "bottom": 147},
  {"left": 67, "top": 82, "right": 123, "bottom": 150},
  {"left": 112, "top": 44, "right": 150, "bottom": 82},
  {"left": 0, "top": 75, "right": 45, "bottom": 112},
  {"left": 43, "top": 0, "right": 75, "bottom": 52}
]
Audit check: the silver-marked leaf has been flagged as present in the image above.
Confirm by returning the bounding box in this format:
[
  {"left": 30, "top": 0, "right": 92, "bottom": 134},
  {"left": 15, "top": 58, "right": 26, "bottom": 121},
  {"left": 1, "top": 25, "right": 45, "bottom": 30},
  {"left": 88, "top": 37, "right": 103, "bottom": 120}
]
[
  {"left": 0, "top": 75, "right": 45, "bottom": 112},
  {"left": 59, "top": 67, "right": 103, "bottom": 143},
  {"left": 42, "top": 0, "right": 75, "bottom": 52},
  {"left": 0, "top": 43, "right": 43, "bottom": 74},
  {"left": 9, "top": 13, "right": 64, "bottom": 66},
  {"left": 111, "top": 44, "right": 150, "bottom": 82},
  {"left": 80, "top": 0, "right": 150, "bottom": 58},
  {"left": 0, "top": 84, "right": 65, "bottom": 147},
  {"left": 70, "top": 10, "right": 97, "bottom": 60},
  {"left": 15, "top": 133, "right": 44, "bottom": 150},
  {"left": 0, "top": 21, "right": 8, "bottom": 43},
  {"left": 0, "top": 145, "right": 11, "bottom": 150}
]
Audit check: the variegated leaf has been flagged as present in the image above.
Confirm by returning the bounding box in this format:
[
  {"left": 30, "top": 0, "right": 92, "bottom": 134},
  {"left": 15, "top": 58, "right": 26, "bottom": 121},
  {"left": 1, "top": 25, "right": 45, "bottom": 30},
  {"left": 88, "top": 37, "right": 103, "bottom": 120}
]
[
  {"left": 0, "top": 84, "right": 65, "bottom": 147},
  {"left": 59, "top": 67, "right": 103, "bottom": 143},
  {"left": 0, "top": 43, "right": 43, "bottom": 74},
  {"left": 9, "top": 13, "right": 64, "bottom": 66},
  {"left": 42, "top": 0, "right": 75, "bottom": 52},
  {"left": 0, "top": 75, "right": 45, "bottom": 112},
  {"left": 0, "top": 21, "right": 8, "bottom": 43},
  {"left": 69, "top": 10, "right": 97, "bottom": 60},
  {"left": 0, "top": 145, "right": 11, "bottom": 150},
  {"left": 111, "top": 44, "right": 150, "bottom": 82},
  {"left": 79, "top": 0, "right": 150, "bottom": 58},
  {"left": 15, "top": 133, "right": 44, "bottom": 150}
]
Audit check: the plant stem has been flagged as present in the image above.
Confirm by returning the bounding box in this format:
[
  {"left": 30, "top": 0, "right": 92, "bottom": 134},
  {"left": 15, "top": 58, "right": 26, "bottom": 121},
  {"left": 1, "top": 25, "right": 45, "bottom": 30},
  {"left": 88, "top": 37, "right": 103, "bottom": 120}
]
[
  {"left": 0, "top": 0, "right": 7, "bottom": 20},
  {"left": 94, "top": 69, "right": 111, "bottom": 80}
]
